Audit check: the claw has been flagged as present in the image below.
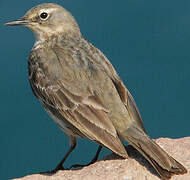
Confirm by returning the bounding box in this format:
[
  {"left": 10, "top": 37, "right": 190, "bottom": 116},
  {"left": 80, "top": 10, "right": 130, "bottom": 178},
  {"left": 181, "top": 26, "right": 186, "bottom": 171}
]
[
  {"left": 39, "top": 165, "right": 65, "bottom": 175},
  {"left": 69, "top": 164, "right": 85, "bottom": 169}
]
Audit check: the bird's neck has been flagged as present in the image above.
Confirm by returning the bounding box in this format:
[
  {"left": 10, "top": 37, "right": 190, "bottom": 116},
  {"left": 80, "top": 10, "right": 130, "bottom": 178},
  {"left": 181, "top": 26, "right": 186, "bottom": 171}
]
[{"left": 33, "top": 31, "right": 82, "bottom": 50}]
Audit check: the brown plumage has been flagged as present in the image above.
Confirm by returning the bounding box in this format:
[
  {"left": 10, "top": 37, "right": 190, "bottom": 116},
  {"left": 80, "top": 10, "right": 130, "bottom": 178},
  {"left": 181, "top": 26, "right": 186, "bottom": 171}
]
[{"left": 5, "top": 3, "right": 187, "bottom": 179}]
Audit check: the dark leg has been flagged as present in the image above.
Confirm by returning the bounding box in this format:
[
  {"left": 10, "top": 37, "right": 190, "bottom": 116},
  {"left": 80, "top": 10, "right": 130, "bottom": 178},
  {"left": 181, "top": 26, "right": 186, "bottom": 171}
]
[
  {"left": 49, "top": 136, "right": 76, "bottom": 173},
  {"left": 86, "top": 145, "right": 102, "bottom": 165},
  {"left": 70, "top": 145, "right": 102, "bottom": 169}
]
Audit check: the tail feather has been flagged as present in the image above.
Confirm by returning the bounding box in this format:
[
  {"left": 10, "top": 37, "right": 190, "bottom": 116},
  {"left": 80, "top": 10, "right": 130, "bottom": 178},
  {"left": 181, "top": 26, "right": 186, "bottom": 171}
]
[{"left": 122, "top": 126, "right": 187, "bottom": 179}]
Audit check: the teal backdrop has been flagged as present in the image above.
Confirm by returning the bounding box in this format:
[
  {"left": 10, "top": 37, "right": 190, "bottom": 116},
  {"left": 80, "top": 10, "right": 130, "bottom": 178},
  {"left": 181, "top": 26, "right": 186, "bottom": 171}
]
[{"left": 1, "top": 0, "right": 190, "bottom": 179}]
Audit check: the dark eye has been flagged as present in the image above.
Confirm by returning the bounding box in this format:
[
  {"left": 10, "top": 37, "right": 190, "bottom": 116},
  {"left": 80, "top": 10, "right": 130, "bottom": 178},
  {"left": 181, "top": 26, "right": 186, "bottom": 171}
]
[{"left": 40, "top": 12, "right": 48, "bottom": 20}]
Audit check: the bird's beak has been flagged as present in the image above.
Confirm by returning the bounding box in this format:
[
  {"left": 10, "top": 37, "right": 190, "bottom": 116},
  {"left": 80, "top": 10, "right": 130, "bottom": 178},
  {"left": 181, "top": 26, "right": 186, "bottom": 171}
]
[{"left": 4, "top": 19, "right": 31, "bottom": 26}]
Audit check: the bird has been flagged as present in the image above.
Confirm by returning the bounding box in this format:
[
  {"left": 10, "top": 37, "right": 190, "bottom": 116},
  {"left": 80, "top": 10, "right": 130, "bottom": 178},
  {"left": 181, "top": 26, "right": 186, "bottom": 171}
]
[{"left": 5, "top": 3, "right": 187, "bottom": 179}]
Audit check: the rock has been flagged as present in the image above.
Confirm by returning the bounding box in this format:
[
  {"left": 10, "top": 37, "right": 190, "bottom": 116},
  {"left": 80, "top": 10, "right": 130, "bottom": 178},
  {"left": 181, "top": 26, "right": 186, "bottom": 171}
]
[{"left": 13, "top": 137, "right": 190, "bottom": 180}]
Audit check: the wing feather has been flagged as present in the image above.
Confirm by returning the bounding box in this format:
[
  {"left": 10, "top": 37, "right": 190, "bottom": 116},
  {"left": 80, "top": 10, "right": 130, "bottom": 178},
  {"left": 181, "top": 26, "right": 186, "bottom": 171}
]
[
  {"left": 28, "top": 56, "right": 127, "bottom": 157},
  {"left": 28, "top": 39, "right": 139, "bottom": 157},
  {"left": 111, "top": 79, "right": 147, "bottom": 133}
]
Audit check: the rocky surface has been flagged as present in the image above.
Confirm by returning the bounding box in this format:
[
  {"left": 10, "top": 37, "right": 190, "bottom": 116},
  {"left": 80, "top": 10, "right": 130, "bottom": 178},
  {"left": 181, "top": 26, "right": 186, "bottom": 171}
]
[{"left": 13, "top": 137, "right": 190, "bottom": 180}]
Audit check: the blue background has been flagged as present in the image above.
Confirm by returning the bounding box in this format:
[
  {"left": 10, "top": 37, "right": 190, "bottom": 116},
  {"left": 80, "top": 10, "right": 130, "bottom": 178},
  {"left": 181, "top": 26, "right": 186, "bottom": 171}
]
[{"left": 1, "top": 0, "right": 190, "bottom": 179}]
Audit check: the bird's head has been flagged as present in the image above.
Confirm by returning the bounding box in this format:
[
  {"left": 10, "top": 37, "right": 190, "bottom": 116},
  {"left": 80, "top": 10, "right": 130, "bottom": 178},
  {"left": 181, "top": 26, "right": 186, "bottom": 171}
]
[{"left": 5, "top": 3, "right": 81, "bottom": 42}]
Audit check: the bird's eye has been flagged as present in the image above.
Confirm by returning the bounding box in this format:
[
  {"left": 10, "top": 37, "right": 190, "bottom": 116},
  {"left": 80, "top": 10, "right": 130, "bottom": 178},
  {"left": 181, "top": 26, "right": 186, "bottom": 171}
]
[{"left": 40, "top": 12, "right": 48, "bottom": 20}]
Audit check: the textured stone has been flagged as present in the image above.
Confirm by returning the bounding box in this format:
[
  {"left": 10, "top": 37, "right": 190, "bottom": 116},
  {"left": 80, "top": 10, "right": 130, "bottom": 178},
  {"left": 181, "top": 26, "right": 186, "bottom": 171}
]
[{"left": 13, "top": 137, "right": 190, "bottom": 180}]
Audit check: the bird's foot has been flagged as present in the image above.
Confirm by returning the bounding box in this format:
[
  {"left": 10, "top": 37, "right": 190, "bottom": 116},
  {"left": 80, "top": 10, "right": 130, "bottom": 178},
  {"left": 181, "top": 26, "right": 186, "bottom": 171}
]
[
  {"left": 69, "top": 160, "right": 96, "bottom": 169},
  {"left": 69, "top": 163, "right": 85, "bottom": 169},
  {"left": 70, "top": 145, "right": 102, "bottom": 169},
  {"left": 40, "top": 164, "right": 65, "bottom": 175}
]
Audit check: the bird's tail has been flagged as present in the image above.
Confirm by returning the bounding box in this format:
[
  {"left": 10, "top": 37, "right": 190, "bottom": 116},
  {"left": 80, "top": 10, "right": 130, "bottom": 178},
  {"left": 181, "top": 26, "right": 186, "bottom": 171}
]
[{"left": 121, "top": 125, "right": 187, "bottom": 179}]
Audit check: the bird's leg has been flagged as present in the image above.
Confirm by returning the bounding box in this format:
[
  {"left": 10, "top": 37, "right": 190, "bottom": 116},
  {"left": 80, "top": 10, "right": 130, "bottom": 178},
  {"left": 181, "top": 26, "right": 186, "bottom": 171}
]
[
  {"left": 70, "top": 145, "right": 102, "bottom": 169},
  {"left": 86, "top": 145, "right": 102, "bottom": 164},
  {"left": 50, "top": 136, "right": 77, "bottom": 173}
]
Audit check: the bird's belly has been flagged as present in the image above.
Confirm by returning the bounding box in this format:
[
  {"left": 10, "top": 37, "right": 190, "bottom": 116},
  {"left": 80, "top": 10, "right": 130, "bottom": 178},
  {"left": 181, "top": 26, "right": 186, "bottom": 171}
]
[{"left": 45, "top": 108, "right": 83, "bottom": 138}]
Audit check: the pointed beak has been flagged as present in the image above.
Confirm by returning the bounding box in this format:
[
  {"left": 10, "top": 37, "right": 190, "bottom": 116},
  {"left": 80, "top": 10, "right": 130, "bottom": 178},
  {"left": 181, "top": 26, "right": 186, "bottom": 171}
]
[{"left": 4, "top": 19, "right": 31, "bottom": 26}]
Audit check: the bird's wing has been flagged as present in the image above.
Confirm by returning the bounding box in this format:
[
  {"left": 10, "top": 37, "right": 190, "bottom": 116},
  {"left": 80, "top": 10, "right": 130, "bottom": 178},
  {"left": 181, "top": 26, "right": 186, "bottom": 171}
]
[
  {"left": 111, "top": 79, "right": 147, "bottom": 133},
  {"left": 83, "top": 42, "right": 147, "bottom": 133},
  {"left": 28, "top": 46, "right": 127, "bottom": 157}
]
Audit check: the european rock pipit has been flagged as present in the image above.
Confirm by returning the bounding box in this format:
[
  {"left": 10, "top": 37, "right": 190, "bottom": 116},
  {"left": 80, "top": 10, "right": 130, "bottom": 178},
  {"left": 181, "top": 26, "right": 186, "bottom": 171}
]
[{"left": 5, "top": 3, "right": 187, "bottom": 179}]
